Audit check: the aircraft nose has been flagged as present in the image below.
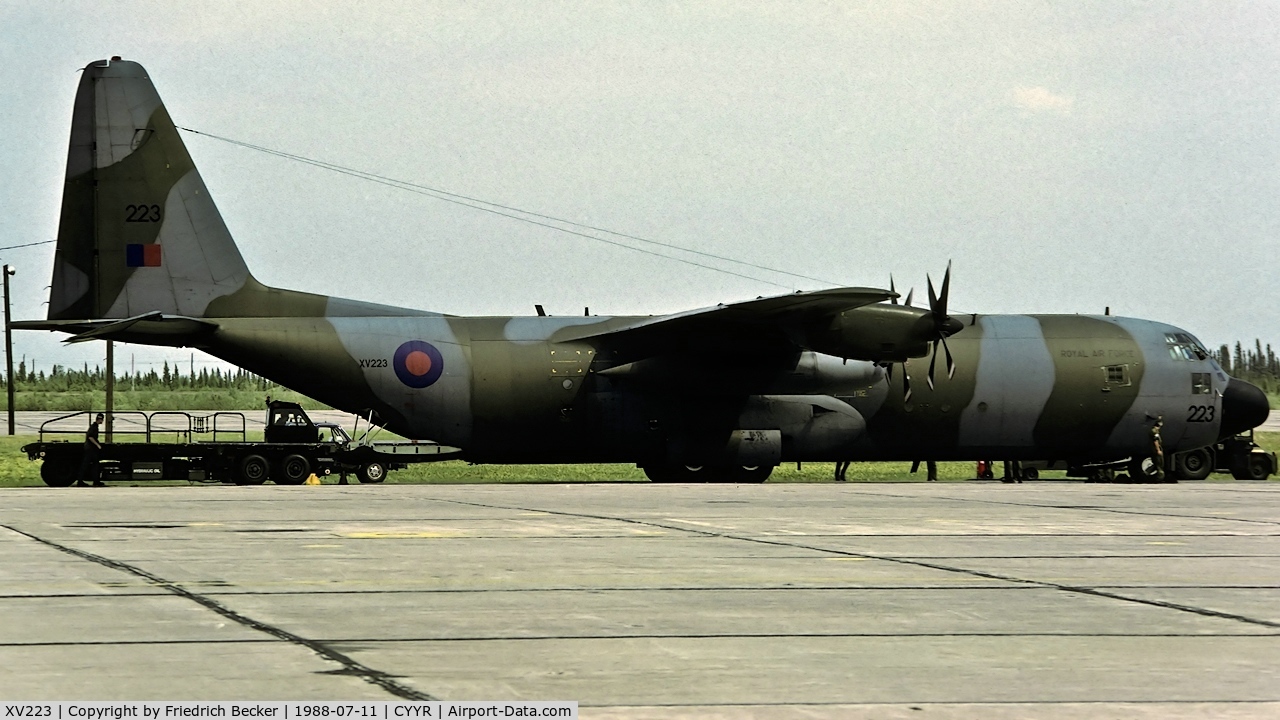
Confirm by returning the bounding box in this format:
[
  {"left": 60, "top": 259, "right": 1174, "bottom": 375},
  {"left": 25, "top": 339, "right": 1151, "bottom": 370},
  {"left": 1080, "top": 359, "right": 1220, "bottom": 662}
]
[{"left": 1219, "top": 378, "right": 1270, "bottom": 439}]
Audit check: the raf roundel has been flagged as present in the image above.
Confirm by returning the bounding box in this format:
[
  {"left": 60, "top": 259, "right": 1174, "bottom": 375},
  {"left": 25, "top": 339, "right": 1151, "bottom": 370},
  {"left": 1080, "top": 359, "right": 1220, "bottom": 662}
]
[{"left": 393, "top": 341, "right": 444, "bottom": 389}]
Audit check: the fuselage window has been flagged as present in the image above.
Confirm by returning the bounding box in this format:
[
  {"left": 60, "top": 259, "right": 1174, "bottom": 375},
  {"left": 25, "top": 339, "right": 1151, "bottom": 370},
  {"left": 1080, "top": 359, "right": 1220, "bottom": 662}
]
[
  {"left": 1191, "top": 372, "right": 1212, "bottom": 395},
  {"left": 1104, "top": 364, "right": 1131, "bottom": 386}
]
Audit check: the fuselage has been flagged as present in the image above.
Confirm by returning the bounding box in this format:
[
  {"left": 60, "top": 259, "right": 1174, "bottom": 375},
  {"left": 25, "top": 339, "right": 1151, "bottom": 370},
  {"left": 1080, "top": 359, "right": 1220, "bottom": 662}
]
[{"left": 194, "top": 310, "right": 1266, "bottom": 467}]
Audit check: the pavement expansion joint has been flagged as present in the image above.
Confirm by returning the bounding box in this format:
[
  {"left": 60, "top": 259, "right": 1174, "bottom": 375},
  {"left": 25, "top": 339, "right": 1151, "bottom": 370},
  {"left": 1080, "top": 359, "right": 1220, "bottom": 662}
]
[
  {"left": 428, "top": 496, "right": 1280, "bottom": 633},
  {"left": 845, "top": 488, "right": 1280, "bottom": 527},
  {"left": 1, "top": 522, "right": 437, "bottom": 701}
]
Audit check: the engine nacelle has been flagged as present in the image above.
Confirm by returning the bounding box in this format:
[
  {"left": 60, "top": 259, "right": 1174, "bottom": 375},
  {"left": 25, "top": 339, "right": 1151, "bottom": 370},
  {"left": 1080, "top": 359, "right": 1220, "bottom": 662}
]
[{"left": 806, "top": 304, "right": 937, "bottom": 362}]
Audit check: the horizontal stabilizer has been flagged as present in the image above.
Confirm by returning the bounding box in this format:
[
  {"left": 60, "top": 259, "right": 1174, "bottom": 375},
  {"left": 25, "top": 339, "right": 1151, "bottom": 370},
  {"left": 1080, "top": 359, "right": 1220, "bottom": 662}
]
[{"left": 13, "top": 312, "right": 219, "bottom": 344}]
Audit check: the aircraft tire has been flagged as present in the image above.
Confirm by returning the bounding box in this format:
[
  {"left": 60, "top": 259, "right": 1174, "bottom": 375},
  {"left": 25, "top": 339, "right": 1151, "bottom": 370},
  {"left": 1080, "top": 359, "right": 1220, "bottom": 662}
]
[
  {"left": 236, "top": 454, "right": 270, "bottom": 485},
  {"left": 643, "top": 465, "right": 723, "bottom": 482},
  {"left": 357, "top": 461, "right": 387, "bottom": 484},
  {"left": 642, "top": 466, "right": 679, "bottom": 483},
  {"left": 40, "top": 454, "right": 78, "bottom": 487},
  {"left": 729, "top": 466, "right": 772, "bottom": 483},
  {"left": 277, "top": 454, "right": 311, "bottom": 485},
  {"left": 1174, "top": 448, "right": 1214, "bottom": 481}
]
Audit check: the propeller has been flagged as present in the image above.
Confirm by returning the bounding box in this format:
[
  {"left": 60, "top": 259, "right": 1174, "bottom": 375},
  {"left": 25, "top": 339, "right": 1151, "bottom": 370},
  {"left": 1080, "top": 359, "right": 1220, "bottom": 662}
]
[
  {"left": 886, "top": 274, "right": 915, "bottom": 401},
  {"left": 889, "top": 275, "right": 914, "bottom": 307},
  {"left": 883, "top": 360, "right": 913, "bottom": 403},
  {"left": 882, "top": 264, "right": 962, "bottom": 401},
  {"left": 924, "top": 261, "right": 962, "bottom": 390},
  {"left": 902, "top": 361, "right": 912, "bottom": 404}
]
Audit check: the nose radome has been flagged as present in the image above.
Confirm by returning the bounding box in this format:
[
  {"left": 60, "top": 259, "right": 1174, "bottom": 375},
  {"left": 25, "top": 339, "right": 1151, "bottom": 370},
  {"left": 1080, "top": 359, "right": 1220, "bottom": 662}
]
[{"left": 1219, "top": 378, "right": 1270, "bottom": 439}]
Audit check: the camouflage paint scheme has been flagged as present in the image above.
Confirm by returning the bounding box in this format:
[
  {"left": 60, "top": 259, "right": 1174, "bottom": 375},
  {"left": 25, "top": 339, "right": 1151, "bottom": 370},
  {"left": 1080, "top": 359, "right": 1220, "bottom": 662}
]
[{"left": 18, "top": 60, "right": 1271, "bottom": 475}]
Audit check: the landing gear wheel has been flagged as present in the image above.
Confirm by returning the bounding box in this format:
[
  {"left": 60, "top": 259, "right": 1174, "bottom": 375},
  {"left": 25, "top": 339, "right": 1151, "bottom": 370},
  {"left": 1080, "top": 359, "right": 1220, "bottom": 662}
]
[
  {"left": 40, "top": 455, "right": 78, "bottom": 487},
  {"left": 642, "top": 465, "right": 675, "bottom": 483},
  {"left": 357, "top": 461, "right": 387, "bottom": 484},
  {"left": 277, "top": 454, "right": 311, "bottom": 485},
  {"left": 728, "top": 466, "right": 773, "bottom": 483},
  {"left": 643, "top": 464, "right": 772, "bottom": 483},
  {"left": 643, "top": 465, "right": 716, "bottom": 482},
  {"left": 1174, "top": 448, "right": 1214, "bottom": 481},
  {"left": 677, "top": 465, "right": 719, "bottom": 482},
  {"left": 236, "top": 454, "right": 270, "bottom": 485}
]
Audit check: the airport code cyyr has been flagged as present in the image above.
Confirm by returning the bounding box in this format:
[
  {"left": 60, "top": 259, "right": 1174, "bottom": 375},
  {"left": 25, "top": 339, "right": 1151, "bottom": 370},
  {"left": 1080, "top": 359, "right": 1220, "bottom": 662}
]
[{"left": 2, "top": 705, "right": 576, "bottom": 720}]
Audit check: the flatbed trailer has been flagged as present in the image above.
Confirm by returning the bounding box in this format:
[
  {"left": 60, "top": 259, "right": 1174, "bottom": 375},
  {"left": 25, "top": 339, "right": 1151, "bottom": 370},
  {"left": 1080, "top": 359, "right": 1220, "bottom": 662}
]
[{"left": 22, "top": 401, "right": 461, "bottom": 487}]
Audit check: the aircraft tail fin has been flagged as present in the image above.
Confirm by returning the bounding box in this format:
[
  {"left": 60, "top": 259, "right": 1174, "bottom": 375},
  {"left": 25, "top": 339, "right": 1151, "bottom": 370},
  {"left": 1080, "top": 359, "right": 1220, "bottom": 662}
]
[{"left": 50, "top": 58, "right": 253, "bottom": 322}]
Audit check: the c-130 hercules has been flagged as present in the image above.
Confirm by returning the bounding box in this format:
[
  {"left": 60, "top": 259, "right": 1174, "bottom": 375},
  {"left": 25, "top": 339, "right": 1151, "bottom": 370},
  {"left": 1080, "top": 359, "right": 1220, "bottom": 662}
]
[{"left": 17, "top": 58, "right": 1272, "bottom": 483}]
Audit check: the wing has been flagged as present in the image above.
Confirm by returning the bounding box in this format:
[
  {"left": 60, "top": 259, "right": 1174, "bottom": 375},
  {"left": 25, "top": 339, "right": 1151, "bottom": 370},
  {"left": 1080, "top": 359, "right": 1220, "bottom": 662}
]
[{"left": 564, "top": 286, "right": 895, "bottom": 362}]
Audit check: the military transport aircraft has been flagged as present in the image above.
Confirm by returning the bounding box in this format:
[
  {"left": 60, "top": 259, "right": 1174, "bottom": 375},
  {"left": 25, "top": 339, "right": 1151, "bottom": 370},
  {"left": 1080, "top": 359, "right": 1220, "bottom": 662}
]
[{"left": 15, "top": 58, "right": 1272, "bottom": 483}]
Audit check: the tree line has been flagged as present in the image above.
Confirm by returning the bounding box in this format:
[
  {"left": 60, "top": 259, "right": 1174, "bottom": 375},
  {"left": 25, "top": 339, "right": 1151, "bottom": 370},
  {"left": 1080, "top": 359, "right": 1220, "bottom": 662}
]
[
  {"left": 0, "top": 360, "right": 277, "bottom": 392},
  {"left": 1217, "top": 340, "right": 1279, "bottom": 397}
]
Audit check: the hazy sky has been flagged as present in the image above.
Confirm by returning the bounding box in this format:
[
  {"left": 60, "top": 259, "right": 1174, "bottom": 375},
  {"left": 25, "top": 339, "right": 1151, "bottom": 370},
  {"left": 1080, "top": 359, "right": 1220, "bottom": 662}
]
[{"left": 1, "top": 1, "right": 1277, "bottom": 377}]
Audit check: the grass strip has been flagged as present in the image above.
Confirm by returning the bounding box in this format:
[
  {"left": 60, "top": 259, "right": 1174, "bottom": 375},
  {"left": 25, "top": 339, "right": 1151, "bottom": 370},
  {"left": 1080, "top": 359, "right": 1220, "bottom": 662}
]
[{"left": 2, "top": 433, "right": 1275, "bottom": 489}]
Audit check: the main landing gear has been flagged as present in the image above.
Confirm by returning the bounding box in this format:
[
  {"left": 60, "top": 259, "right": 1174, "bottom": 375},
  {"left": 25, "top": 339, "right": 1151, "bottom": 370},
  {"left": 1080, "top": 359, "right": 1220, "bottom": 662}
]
[{"left": 643, "top": 465, "right": 773, "bottom": 483}]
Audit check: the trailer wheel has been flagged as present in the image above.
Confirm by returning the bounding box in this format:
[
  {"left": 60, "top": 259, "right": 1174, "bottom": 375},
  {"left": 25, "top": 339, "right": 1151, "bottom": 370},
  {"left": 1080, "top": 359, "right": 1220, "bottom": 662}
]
[
  {"left": 40, "top": 455, "right": 78, "bottom": 487},
  {"left": 277, "top": 454, "right": 311, "bottom": 485},
  {"left": 357, "top": 461, "right": 386, "bottom": 484},
  {"left": 236, "top": 454, "right": 270, "bottom": 485}
]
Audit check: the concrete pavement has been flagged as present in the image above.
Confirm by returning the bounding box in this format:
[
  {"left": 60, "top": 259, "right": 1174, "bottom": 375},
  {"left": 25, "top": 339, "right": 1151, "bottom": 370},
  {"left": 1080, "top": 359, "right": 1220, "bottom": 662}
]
[{"left": 2, "top": 481, "right": 1279, "bottom": 717}]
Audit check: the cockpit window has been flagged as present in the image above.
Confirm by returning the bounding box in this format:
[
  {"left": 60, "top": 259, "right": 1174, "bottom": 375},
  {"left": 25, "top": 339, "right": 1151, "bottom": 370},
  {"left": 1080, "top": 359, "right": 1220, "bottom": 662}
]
[{"left": 1165, "top": 332, "right": 1207, "bottom": 361}]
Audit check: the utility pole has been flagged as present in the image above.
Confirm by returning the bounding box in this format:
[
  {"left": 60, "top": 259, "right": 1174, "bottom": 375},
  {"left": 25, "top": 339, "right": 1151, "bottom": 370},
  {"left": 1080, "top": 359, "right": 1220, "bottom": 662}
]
[
  {"left": 105, "top": 340, "right": 114, "bottom": 442},
  {"left": 3, "top": 264, "right": 15, "bottom": 436}
]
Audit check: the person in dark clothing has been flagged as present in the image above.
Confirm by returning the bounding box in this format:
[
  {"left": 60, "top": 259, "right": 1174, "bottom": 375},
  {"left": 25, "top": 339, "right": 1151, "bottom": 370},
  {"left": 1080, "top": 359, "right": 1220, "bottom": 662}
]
[
  {"left": 76, "top": 413, "right": 105, "bottom": 487},
  {"left": 834, "top": 460, "right": 851, "bottom": 482},
  {"left": 910, "top": 459, "right": 938, "bottom": 481},
  {"left": 1150, "top": 416, "right": 1166, "bottom": 481}
]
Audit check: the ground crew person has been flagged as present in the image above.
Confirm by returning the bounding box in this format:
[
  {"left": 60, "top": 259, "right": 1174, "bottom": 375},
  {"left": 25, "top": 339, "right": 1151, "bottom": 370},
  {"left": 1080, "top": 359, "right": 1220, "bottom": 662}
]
[
  {"left": 76, "top": 413, "right": 105, "bottom": 487},
  {"left": 910, "top": 459, "right": 938, "bottom": 481},
  {"left": 834, "top": 460, "right": 850, "bottom": 482},
  {"left": 1151, "top": 416, "right": 1165, "bottom": 481}
]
